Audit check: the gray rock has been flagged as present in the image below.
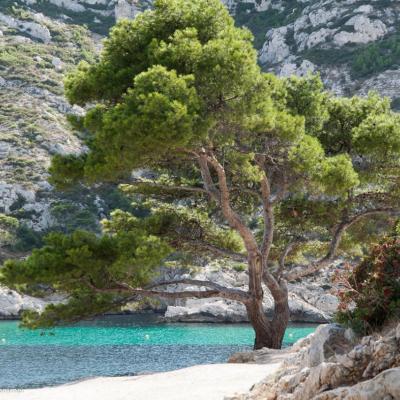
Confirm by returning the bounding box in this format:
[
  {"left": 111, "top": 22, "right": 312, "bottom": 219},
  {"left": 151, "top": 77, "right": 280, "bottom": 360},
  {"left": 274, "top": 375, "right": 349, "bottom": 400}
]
[
  {"left": 0, "top": 12, "right": 51, "bottom": 43},
  {"left": 51, "top": 57, "right": 63, "bottom": 71},
  {"left": 0, "top": 286, "right": 60, "bottom": 318},
  {"left": 313, "top": 368, "right": 400, "bottom": 400},
  {"left": 115, "top": 0, "right": 140, "bottom": 20},
  {"left": 259, "top": 26, "right": 290, "bottom": 65},
  {"left": 307, "top": 324, "right": 353, "bottom": 367}
]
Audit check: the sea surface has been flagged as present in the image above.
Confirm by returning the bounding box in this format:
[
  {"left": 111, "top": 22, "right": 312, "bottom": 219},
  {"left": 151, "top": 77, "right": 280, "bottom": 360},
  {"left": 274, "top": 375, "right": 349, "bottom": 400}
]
[{"left": 0, "top": 314, "right": 316, "bottom": 389}]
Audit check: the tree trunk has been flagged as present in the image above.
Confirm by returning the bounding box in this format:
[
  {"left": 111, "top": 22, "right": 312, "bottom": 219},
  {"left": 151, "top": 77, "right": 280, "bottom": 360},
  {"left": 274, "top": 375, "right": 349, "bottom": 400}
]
[
  {"left": 245, "top": 299, "right": 273, "bottom": 349},
  {"left": 244, "top": 298, "right": 287, "bottom": 350},
  {"left": 271, "top": 281, "right": 290, "bottom": 349},
  {"left": 245, "top": 281, "right": 290, "bottom": 350}
]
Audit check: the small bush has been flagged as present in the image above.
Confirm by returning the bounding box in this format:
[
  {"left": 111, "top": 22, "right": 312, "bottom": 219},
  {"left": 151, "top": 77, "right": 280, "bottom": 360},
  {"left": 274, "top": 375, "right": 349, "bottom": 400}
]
[
  {"left": 232, "top": 263, "right": 246, "bottom": 272},
  {"left": 334, "top": 237, "right": 400, "bottom": 334},
  {"left": 12, "top": 225, "right": 44, "bottom": 252}
]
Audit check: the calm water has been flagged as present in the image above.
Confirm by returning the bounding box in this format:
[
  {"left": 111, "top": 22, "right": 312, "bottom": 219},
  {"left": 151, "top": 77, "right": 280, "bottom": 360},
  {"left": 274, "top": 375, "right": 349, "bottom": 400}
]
[{"left": 0, "top": 315, "right": 316, "bottom": 389}]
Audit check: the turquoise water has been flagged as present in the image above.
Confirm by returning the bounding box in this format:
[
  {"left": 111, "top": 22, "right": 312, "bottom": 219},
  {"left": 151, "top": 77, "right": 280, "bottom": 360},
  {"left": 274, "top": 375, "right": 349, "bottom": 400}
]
[{"left": 0, "top": 315, "right": 316, "bottom": 389}]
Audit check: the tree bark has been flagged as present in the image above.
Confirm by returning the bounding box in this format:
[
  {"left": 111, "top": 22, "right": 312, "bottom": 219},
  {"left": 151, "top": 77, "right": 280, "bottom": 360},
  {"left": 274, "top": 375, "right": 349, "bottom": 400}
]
[
  {"left": 245, "top": 287, "right": 289, "bottom": 350},
  {"left": 270, "top": 280, "right": 290, "bottom": 349},
  {"left": 245, "top": 299, "right": 274, "bottom": 349}
]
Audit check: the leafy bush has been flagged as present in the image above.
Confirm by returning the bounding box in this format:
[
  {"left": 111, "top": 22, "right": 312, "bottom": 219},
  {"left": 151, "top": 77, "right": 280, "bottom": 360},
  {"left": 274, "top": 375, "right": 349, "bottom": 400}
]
[
  {"left": 232, "top": 263, "right": 246, "bottom": 272},
  {"left": 335, "top": 237, "right": 400, "bottom": 334},
  {"left": 12, "top": 225, "right": 44, "bottom": 252},
  {"left": 0, "top": 214, "right": 19, "bottom": 247}
]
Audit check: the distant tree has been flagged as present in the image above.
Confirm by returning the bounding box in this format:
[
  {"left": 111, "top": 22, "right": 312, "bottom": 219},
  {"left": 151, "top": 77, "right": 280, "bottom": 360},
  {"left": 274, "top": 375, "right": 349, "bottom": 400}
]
[
  {"left": 0, "top": 214, "right": 19, "bottom": 261},
  {"left": 2, "top": 0, "right": 400, "bottom": 349},
  {"left": 0, "top": 214, "right": 19, "bottom": 246}
]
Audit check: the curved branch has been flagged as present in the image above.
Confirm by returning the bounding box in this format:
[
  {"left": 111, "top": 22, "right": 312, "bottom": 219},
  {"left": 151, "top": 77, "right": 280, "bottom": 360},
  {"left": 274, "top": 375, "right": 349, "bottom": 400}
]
[
  {"left": 147, "top": 279, "right": 248, "bottom": 300},
  {"left": 325, "top": 207, "right": 399, "bottom": 260},
  {"left": 255, "top": 155, "right": 274, "bottom": 262},
  {"left": 285, "top": 207, "right": 400, "bottom": 281},
  {"left": 276, "top": 241, "right": 296, "bottom": 280},
  {"left": 147, "top": 278, "right": 232, "bottom": 291},
  {"left": 134, "top": 288, "right": 248, "bottom": 302},
  {"left": 131, "top": 181, "right": 207, "bottom": 194},
  {"left": 187, "top": 239, "right": 247, "bottom": 262},
  {"left": 204, "top": 151, "right": 259, "bottom": 255},
  {"left": 87, "top": 280, "right": 249, "bottom": 303}
]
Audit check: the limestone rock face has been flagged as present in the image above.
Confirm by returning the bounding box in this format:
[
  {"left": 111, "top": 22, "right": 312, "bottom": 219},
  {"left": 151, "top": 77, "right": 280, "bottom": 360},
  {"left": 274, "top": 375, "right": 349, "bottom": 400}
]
[
  {"left": 0, "top": 286, "right": 62, "bottom": 318},
  {"left": 0, "top": 12, "right": 51, "bottom": 43},
  {"left": 249, "top": 0, "right": 400, "bottom": 101},
  {"left": 115, "top": 0, "right": 140, "bottom": 20},
  {"left": 333, "top": 15, "right": 387, "bottom": 46},
  {"left": 313, "top": 368, "right": 400, "bottom": 400},
  {"left": 307, "top": 324, "right": 353, "bottom": 367},
  {"left": 259, "top": 27, "right": 290, "bottom": 65},
  {"left": 230, "top": 323, "right": 400, "bottom": 400},
  {"left": 45, "top": 0, "right": 87, "bottom": 13}
]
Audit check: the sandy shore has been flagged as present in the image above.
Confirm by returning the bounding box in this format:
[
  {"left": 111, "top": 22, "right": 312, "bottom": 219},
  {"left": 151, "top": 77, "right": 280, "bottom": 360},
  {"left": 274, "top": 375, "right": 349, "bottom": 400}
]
[{"left": 1, "top": 363, "right": 281, "bottom": 400}]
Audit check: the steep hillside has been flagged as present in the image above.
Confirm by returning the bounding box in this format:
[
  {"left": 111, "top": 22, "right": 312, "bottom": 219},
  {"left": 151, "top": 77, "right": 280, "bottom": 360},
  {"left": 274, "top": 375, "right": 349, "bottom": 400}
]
[
  {"left": 1, "top": 0, "right": 400, "bottom": 259},
  {"left": 238, "top": 0, "right": 400, "bottom": 103},
  {"left": 0, "top": 1, "right": 134, "bottom": 259}
]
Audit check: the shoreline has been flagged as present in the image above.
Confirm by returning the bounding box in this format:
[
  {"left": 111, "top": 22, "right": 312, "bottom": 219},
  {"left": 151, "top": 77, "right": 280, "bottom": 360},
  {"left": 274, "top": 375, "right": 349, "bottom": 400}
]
[
  {"left": 0, "top": 363, "right": 283, "bottom": 400},
  {"left": 0, "top": 312, "right": 324, "bottom": 325}
]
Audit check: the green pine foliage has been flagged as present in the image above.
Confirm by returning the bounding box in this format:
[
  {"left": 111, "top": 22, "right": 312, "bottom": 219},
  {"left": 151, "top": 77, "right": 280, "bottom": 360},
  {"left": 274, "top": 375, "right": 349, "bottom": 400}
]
[{"left": 1, "top": 229, "right": 171, "bottom": 328}]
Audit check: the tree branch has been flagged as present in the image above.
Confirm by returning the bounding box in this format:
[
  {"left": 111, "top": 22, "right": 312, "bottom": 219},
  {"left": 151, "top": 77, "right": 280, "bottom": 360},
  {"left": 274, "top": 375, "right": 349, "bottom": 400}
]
[
  {"left": 87, "top": 279, "right": 249, "bottom": 303},
  {"left": 255, "top": 155, "right": 274, "bottom": 262},
  {"left": 285, "top": 207, "right": 400, "bottom": 281},
  {"left": 147, "top": 279, "right": 249, "bottom": 300},
  {"left": 187, "top": 239, "right": 247, "bottom": 262},
  {"left": 276, "top": 241, "right": 296, "bottom": 280},
  {"left": 204, "top": 151, "right": 259, "bottom": 255},
  {"left": 131, "top": 181, "right": 207, "bottom": 194},
  {"left": 197, "top": 151, "right": 220, "bottom": 202}
]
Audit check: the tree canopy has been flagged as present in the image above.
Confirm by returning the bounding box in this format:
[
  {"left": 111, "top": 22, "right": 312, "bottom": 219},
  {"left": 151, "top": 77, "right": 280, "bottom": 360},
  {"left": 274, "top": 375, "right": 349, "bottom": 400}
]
[{"left": 2, "top": 0, "right": 400, "bottom": 348}]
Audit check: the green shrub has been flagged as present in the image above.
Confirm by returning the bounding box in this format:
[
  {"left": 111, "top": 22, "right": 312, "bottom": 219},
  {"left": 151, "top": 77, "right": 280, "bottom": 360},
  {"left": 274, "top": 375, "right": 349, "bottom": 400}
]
[
  {"left": 12, "top": 225, "right": 44, "bottom": 252},
  {"left": 335, "top": 236, "right": 400, "bottom": 334},
  {"left": 232, "top": 263, "right": 246, "bottom": 272}
]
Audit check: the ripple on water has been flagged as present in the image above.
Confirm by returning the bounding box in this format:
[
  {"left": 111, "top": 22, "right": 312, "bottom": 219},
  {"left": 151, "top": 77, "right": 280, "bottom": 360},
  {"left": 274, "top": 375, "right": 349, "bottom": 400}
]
[{"left": 0, "top": 315, "right": 316, "bottom": 389}]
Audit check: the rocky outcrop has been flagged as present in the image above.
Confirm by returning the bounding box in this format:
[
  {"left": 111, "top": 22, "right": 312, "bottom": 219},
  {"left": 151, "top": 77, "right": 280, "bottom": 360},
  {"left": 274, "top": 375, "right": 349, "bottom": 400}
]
[
  {"left": 313, "top": 368, "right": 400, "bottom": 400},
  {"left": 228, "top": 323, "right": 400, "bottom": 400},
  {"left": 333, "top": 15, "right": 387, "bottom": 46},
  {"left": 115, "top": 0, "right": 140, "bottom": 20},
  {"left": 0, "top": 12, "right": 51, "bottom": 43},
  {"left": 259, "top": 27, "right": 290, "bottom": 65},
  {"left": 0, "top": 286, "right": 61, "bottom": 318}
]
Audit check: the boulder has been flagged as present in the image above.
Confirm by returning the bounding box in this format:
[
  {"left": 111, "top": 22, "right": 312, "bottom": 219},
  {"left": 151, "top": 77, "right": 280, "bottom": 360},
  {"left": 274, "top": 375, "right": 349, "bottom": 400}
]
[
  {"left": 307, "top": 324, "right": 353, "bottom": 367},
  {"left": 228, "top": 348, "right": 290, "bottom": 364}
]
